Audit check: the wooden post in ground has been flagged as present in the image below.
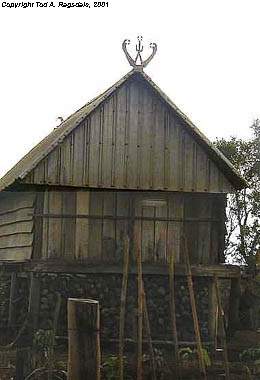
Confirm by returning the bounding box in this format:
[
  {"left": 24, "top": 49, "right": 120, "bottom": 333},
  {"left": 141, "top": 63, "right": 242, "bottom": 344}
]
[
  {"left": 168, "top": 243, "right": 180, "bottom": 379},
  {"left": 214, "top": 276, "right": 230, "bottom": 380},
  {"left": 118, "top": 236, "right": 130, "bottom": 380},
  {"left": 135, "top": 226, "right": 143, "bottom": 380},
  {"left": 183, "top": 236, "right": 207, "bottom": 380},
  {"left": 67, "top": 298, "right": 101, "bottom": 380},
  {"left": 142, "top": 282, "right": 157, "bottom": 380}
]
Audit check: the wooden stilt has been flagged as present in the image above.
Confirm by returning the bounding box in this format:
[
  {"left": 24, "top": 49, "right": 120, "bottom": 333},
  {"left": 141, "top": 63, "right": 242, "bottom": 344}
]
[
  {"left": 214, "top": 276, "right": 230, "bottom": 380},
  {"left": 67, "top": 298, "right": 101, "bottom": 380},
  {"left": 183, "top": 236, "right": 207, "bottom": 380},
  {"left": 142, "top": 282, "right": 157, "bottom": 380},
  {"left": 118, "top": 236, "right": 130, "bottom": 380},
  {"left": 135, "top": 225, "right": 143, "bottom": 380},
  {"left": 168, "top": 243, "right": 180, "bottom": 379}
]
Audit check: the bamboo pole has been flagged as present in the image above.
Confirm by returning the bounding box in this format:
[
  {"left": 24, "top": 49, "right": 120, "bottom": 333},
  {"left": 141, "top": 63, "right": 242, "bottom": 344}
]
[
  {"left": 168, "top": 243, "right": 180, "bottom": 379},
  {"left": 214, "top": 275, "right": 230, "bottom": 380},
  {"left": 142, "top": 281, "right": 157, "bottom": 380},
  {"left": 183, "top": 236, "right": 207, "bottom": 380},
  {"left": 67, "top": 298, "right": 101, "bottom": 380},
  {"left": 118, "top": 236, "right": 130, "bottom": 380},
  {"left": 135, "top": 225, "right": 143, "bottom": 380}
]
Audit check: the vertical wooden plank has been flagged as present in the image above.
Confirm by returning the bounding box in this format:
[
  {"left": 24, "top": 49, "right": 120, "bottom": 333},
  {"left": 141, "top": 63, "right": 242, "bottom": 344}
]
[
  {"left": 163, "top": 110, "right": 171, "bottom": 189},
  {"left": 168, "top": 115, "right": 179, "bottom": 190},
  {"left": 111, "top": 95, "right": 117, "bottom": 187},
  {"left": 136, "top": 83, "right": 143, "bottom": 189},
  {"left": 75, "top": 190, "right": 90, "bottom": 260},
  {"left": 197, "top": 196, "right": 212, "bottom": 264},
  {"left": 33, "top": 191, "right": 44, "bottom": 259},
  {"left": 196, "top": 146, "right": 208, "bottom": 192},
  {"left": 84, "top": 119, "right": 91, "bottom": 186},
  {"left": 46, "top": 148, "right": 59, "bottom": 184},
  {"left": 41, "top": 190, "right": 49, "bottom": 259},
  {"left": 139, "top": 85, "right": 151, "bottom": 189},
  {"left": 184, "top": 133, "right": 194, "bottom": 191},
  {"left": 88, "top": 192, "right": 103, "bottom": 261},
  {"left": 135, "top": 197, "right": 155, "bottom": 263},
  {"left": 116, "top": 192, "right": 130, "bottom": 261},
  {"left": 123, "top": 85, "right": 130, "bottom": 188},
  {"left": 210, "top": 196, "right": 220, "bottom": 264},
  {"left": 60, "top": 136, "right": 72, "bottom": 185},
  {"left": 184, "top": 195, "right": 199, "bottom": 264},
  {"left": 62, "top": 191, "right": 76, "bottom": 259},
  {"left": 88, "top": 109, "right": 101, "bottom": 187},
  {"left": 47, "top": 191, "right": 62, "bottom": 258},
  {"left": 209, "top": 162, "right": 220, "bottom": 192},
  {"left": 102, "top": 97, "right": 114, "bottom": 187},
  {"left": 155, "top": 202, "right": 167, "bottom": 262},
  {"left": 153, "top": 101, "right": 164, "bottom": 189},
  {"left": 178, "top": 124, "right": 185, "bottom": 190},
  {"left": 102, "top": 192, "right": 116, "bottom": 262},
  {"left": 73, "top": 124, "right": 85, "bottom": 186},
  {"left": 127, "top": 81, "right": 139, "bottom": 188},
  {"left": 33, "top": 161, "right": 45, "bottom": 184},
  {"left": 114, "top": 85, "right": 127, "bottom": 188},
  {"left": 98, "top": 106, "right": 105, "bottom": 186},
  {"left": 142, "top": 206, "right": 155, "bottom": 263},
  {"left": 168, "top": 193, "right": 184, "bottom": 263}
]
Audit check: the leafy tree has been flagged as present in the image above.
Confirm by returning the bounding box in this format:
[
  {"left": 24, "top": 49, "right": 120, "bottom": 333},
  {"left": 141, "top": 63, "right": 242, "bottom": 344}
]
[{"left": 214, "top": 120, "right": 260, "bottom": 265}]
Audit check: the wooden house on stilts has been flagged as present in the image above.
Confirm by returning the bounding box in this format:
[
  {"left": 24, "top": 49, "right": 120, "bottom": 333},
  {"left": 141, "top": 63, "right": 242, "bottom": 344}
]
[{"left": 0, "top": 38, "right": 246, "bottom": 348}]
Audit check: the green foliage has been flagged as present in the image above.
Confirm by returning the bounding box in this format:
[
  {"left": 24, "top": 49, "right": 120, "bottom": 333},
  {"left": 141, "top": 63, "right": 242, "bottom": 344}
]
[
  {"left": 179, "top": 347, "right": 211, "bottom": 367},
  {"left": 240, "top": 347, "right": 260, "bottom": 363},
  {"left": 33, "top": 329, "right": 55, "bottom": 360},
  {"left": 214, "top": 120, "right": 260, "bottom": 265},
  {"left": 102, "top": 355, "right": 130, "bottom": 380}
]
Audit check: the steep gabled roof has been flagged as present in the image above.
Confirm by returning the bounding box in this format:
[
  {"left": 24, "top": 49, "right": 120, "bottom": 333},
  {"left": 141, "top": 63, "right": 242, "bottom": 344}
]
[{"left": 0, "top": 70, "right": 247, "bottom": 191}]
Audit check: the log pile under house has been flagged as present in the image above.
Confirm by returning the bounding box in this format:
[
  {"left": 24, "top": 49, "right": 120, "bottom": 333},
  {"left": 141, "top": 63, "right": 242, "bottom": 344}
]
[{"left": 0, "top": 37, "right": 246, "bottom": 368}]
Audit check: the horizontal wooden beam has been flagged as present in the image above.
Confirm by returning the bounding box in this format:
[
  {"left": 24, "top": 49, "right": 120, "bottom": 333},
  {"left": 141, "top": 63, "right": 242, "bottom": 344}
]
[
  {"left": 24, "top": 261, "right": 240, "bottom": 278},
  {"left": 29, "top": 213, "right": 220, "bottom": 223}
]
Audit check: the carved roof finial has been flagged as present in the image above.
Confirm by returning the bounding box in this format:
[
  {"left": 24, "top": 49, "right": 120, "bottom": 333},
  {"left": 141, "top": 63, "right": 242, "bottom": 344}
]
[{"left": 122, "top": 36, "right": 157, "bottom": 70}]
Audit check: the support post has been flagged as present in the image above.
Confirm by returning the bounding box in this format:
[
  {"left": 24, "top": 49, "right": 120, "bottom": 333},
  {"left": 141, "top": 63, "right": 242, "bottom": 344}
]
[
  {"left": 135, "top": 225, "right": 143, "bottom": 380},
  {"left": 183, "top": 236, "right": 207, "bottom": 380},
  {"left": 118, "top": 236, "right": 130, "bottom": 380},
  {"left": 214, "top": 275, "right": 230, "bottom": 380},
  {"left": 67, "top": 298, "right": 101, "bottom": 380}
]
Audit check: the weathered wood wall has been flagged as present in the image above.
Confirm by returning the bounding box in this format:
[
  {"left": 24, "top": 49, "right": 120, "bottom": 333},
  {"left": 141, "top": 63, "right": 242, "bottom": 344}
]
[
  {"left": 34, "top": 189, "right": 225, "bottom": 264},
  {"left": 24, "top": 78, "right": 233, "bottom": 193},
  {"left": 0, "top": 192, "right": 35, "bottom": 260}
]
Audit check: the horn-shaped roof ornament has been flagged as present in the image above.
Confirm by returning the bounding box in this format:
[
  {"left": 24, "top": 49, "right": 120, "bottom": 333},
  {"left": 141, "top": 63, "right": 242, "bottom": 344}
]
[{"left": 122, "top": 36, "right": 157, "bottom": 70}]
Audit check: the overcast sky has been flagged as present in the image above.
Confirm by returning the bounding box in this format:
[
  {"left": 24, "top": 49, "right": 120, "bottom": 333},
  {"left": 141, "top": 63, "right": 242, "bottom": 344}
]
[{"left": 0, "top": 0, "right": 259, "bottom": 177}]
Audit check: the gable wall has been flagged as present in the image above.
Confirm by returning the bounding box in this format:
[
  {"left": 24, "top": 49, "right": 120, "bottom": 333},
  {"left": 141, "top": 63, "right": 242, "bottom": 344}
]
[{"left": 24, "top": 78, "right": 233, "bottom": 193}]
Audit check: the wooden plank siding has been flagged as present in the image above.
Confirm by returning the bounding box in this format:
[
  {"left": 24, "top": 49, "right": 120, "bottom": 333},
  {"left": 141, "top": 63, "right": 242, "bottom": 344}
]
[
  {"left": 33, "top": 190, "right": 226, "bottom": 264},
  {"left": 23, "top": 79, "right": 234, "bottom": 193},
  {"left": 0, "top": 192, "right": 35, "bottom": 260}
]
